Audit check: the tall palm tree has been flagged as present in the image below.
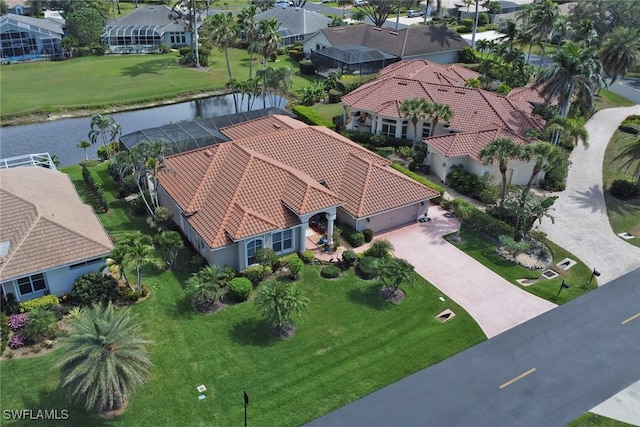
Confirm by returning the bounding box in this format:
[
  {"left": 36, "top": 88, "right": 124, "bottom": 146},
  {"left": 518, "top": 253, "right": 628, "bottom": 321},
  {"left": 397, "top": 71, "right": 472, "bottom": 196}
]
[
  {"left": 613, "top": 126, "right": 640, "bottom": 185},
  {"left": 379, "top": 258, "right": 415, "bottom": 296},
  {"left": 599, "top": 26, "right": 640, "bottom": 85},
  {"left": 209, "top": 12, "right": 239, "bottom": 113},
  {"left": 527, "top": 0, "right": 559, "bottom": 70},
  {"left": 476, "top": 39, "right": 489, "bottom": 60},
  {"left": 124, "top": 237, "right": 162, "bottom": 293},
  {"left": 499, "top": 19, "right": 518, "bottom": 52},
  {"left": 425, "top": 101, "right": 454, "bottom": 137},
  {"left": 521, "top": 141, "right": 563, "bottom": 199},
  {"left": 479, "top": 138, "right": 523, "bottom": 205},
  {"left": 399, "top": 97, "right": 429, "bottom": 154},
  {"left": 454, "top": 202, "right": 474, "bottom": 239},
  {"left": 57, "top": 302, "right": 152, "bottom": 413},
  {"left": 88, "top": 114, "right": 121, "bottom": 157},
  {"left": 77, "top": 140, "right": 92, "bottom": 161},
  {"left": 535, "top": 41, "right": 605, "bottom": 118},
  {"left": 571, "top": 18, "right": 598, "bottom": 48},
  {"left": 257, "top": 18, "right": 282, "bottom": 108},
  {"left": 544, "top": 116, "right": 589, "bottom": 148},
  {"left": 238, "top": 5, "right": 259, "bottom": 79},
  {"left": 255, "top": 280, "right": 309, "bottom": 338}
]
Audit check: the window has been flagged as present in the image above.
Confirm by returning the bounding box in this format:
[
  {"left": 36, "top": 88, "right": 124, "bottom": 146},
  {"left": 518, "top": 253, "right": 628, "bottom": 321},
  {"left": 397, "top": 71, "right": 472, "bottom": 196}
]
[
  {"left": 272, "top": 229, "right": 293, "bottom": 253},
  {"left": 381, "top": 119, "right": 397, "bottom": 137},
  {"left": 17, "top": 273, "right": 47, "bottom": 296},
  {"left": 246, "top": 239, "right": 263, "bottom": 265},
  {"left": 401, "top": 119, "right": 408, "bottom": 139},
  {"left": 69, "top": 257, "right": 103, "bottom": 270},
  {"left": 422, "top": 123, "right": 432, "bottom": 138}
]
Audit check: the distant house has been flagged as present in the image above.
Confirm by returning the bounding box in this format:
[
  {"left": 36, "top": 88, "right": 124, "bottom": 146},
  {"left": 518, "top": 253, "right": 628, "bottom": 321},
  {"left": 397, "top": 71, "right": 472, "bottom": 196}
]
[
  {"left": 157, "top": 115, "right": 439, "bottom": 271},
  {"left": 5, "top": 0, "right": 30, "bottom": 16},
  {"left": 254, "top": 7, "right": 331, "bottom": 46},
  {"left": 101, "top": 5, "right": 191, "bottom": 54},
  {"left": 303, "top": 24, "right": 468, "bottom": 75},
  {"left": 341, "top": 60, "right": 546, "bottom": 186},
  {"left": 0, "top": 165, "right": 113, "bottom": 303},
  {"left": 0, "top": 13, "right": 64, "bottom": 62}
]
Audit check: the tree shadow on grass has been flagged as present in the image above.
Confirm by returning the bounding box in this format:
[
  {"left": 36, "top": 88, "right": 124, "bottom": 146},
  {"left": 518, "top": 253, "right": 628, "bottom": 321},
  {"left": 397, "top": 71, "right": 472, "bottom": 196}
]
[
  {"left": 19, "top": 388, "right": 109, "bottom": 427},
  {"left": 346, "top": 281, "right": 391, "bottom": 311},
  {"left": 229, "top": 317, "right": 278, "bottom": 347},
  {"left": 120, "top": 58, "right": 175, "bottom": 77}
]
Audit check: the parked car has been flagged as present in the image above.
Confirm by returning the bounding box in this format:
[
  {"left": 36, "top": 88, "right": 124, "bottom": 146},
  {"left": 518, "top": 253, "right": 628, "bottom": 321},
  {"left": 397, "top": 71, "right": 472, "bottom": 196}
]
[
  {"left": 354, "top": 0, "right": 368, "bottom": 6},
  {"left": 407, "top": 9, "right": 424, "bottom": 17},
  {"left": 274, "top": 1, "right": 293, "bottom": 8},
  {"left": 321, "top": 0, "right": 331, "bottom": 3}
]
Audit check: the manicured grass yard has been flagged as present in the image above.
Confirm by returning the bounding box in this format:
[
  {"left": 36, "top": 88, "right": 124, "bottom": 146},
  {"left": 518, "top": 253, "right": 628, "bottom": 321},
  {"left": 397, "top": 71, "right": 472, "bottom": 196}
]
[
  {"left": 603, "top": 130, "right": 640, "bottom": 248},
  {"left": 447, "top": 227, "right": 597, "bottom": 304},
  {"left": 0, "top": 163, "right": 485, "bottom": 426},
  {"left": 568, "top": 412, "right": 636, "bottom": 427}
]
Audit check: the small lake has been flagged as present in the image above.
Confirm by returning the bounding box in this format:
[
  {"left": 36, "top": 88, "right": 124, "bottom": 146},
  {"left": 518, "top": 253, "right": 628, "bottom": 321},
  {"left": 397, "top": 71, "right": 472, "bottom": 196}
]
[{"left": 0, "top": 94, "right": 285, "bottom": 167}]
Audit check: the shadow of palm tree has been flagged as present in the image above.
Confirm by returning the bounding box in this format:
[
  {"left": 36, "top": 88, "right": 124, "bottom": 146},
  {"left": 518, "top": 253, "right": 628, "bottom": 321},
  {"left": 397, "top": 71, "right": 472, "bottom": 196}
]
[
  {"left": 119, "top": 58, "right": 177, "bottom": 77},
  {"left": 20, "top": 388, "right": 109, "bottom": 427},
  {"left": 569, "top": 184, "right": 605, "bottom": 213},
  {"left": 346, "top": 281, "right": 390, "bottom": 311},
  {"left": 229, "top": 317, "right": 278, "bottom": 347}
]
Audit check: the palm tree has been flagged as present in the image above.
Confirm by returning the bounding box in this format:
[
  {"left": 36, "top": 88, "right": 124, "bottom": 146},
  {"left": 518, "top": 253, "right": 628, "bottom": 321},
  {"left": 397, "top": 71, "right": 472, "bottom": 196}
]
[
  {"left": 105, "top": 243, "right": 132, "bottom": 291},
  {"left": 257, "top": 18, "right": 282, "bottom": 108},
  {"left": 454, "top": 202, "right": 474, "bottom": 239},
  {"left": 124, "top": 237, "right": 162, "bottom": 293},
  {"left": 425, "top": 101, "right": 454, "bottom": 137},
  {"left": 57, "top": 302, "right": 152, "bottom": 413},
  {"left": 255, "top": 280, "right": 309, "bottom": 338},
  {"left": 399, "top": 97, "right": 429, "bottom": 154},
  {"left": 186, "top": 265, "right": 226, "bottom": 308},
  {"left": 521, "top": 141, "right": 563, "bottom": 200},
  {"left": 210, "top": 12, "right": 239, "bottom": 113},
  {"left": 527, "top": 0, "right": 559, "bottom": 70},
  {"left": 600, "top": 26, "right": 640, "bottom": 85},
  {"left": 379, "top": 258, "right": 415, "bottom": 297},
  {"left": 476, "top": 39, "right": 489, "bottom": 60},
  {"left": 479, "top": 138, "right": 523, "bottom": 205},
  {"left": 613, "top": 126, "right": 640, "bottom": 185},
  {"left": 238, "top": 5, "right": 259, "bottom": 79},
  {"left": 572, "top": 18, "right": 598, "bottom": 48},
  {"left": 535, "top": 41, "right": 605, "bottom": 118},
  {"left": 88, "top": 114, "right": 121, "bottom": 157},
  {"left": 77, "top": 140, "right": 92, "bottom": 161},
  {"left": 499, "top": 19, "right": 518, "bottom": 52},
  {"left": 543, "top": 116, "right": 589, "bottom": 148}
]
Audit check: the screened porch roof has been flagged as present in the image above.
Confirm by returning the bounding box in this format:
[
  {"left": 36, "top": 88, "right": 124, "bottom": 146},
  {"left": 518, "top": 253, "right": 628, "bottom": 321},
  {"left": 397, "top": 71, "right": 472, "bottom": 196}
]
[{"left": 313, "top": 44, "right": 397, "bottom": 65}]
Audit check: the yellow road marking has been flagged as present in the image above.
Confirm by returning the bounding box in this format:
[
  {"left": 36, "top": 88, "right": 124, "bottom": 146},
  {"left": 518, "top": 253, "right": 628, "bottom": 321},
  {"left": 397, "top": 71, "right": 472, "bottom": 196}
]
[
  {"left": 622, "top": 313, "right": 640, "bottom": 325},
  {"left": 499, "top": 368, "right": 536, "bottom": 390}
]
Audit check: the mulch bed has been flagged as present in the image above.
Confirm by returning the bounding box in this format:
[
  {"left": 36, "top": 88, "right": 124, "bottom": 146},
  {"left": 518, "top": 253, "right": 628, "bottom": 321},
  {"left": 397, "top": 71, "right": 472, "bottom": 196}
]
[{"left": 379, "top": 287, "right": 406, "bottom": 303}]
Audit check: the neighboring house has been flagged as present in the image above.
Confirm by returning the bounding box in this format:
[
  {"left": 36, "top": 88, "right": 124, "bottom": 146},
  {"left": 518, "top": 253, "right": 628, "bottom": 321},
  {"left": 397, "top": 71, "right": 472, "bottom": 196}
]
[
  {"left": 5, "top": 0, "right": 29, "bottom": 15},
  {"left": 254, "top": 7, "right": 331, "bottom": 46},
  {"left": 0, "top": 166, "right": 113, "bottom": 303},
  {"left": 304, "top": 24, "right": 468, "bottom": 75},
  {"left": 0, "top": 13, "right": 64, "bottom": 62},
  {"left": 341, "top": 60, "right": 545, "bottom": 185},
  {"left": 101, "top": 5, "right": 191, "bottom": 54},
  {"left": 157, "top": 115, "right": 439, "bottom": 271}
]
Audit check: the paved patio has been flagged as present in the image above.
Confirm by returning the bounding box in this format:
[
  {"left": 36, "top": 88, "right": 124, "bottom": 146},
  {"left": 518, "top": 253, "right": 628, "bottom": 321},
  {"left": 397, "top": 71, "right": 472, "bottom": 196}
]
[{"left": 369, "top": 206, "right": 557, "bottom": 339}]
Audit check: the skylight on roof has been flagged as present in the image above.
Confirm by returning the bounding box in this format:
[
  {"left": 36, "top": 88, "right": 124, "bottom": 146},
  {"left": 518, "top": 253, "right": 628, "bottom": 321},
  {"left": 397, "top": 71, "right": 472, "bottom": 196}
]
[{"left": 0, "top": 241, "right": 10, "bottom": 257}]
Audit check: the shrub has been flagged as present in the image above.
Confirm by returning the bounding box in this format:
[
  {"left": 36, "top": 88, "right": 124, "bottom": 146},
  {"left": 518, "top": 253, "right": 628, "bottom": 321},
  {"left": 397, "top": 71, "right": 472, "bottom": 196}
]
[
  {"left": 619, "top": 115, "right": 640, "bottom": 134},
  {"left": 542, "top": 153, "right": 569, "bottom": 191},
  {"left": 96, "top": 142, "right": 119, "bottom": 161},
  {"left": 288, "top": 258, "right": 304, "bottom": 278},
  {"left": 300, "top": 250, "right": 315, "bottom": 264},
  {"left": 350, "top": 232, "right": 365, "bottom": 248},
  {"left": 390, "top": 163, "right": 444, "bottom": 204},
  {"left": 363, "top": 228, "right": 374, "bottom": 243},
  {"left": 8, "top": 313, "right": 29, "bottom": 331},
  {"left": 320, "top": 265, "right": 341, "bottom": 279},
  {"left": 446, "top": 164, "right": 492, "bottom": 200},
  {"left": 341, "top": 249, "right": 358, "bottom": 268},
  {"left": 141, "top": 285, "right": 151, "bottom": 297},
  {"left": 496, "top": 82, "right": 512, "bottom": 96},
  {"left": 452, "top": 198, "right": 514, "bottom": 238},
  {"left": 498, "top": 235, "right": 531, "bottom": 257},
  {"left": 22, "top": 308, "right": 57, "bottom": 342},
  {"left": 356, "top": 256, "right": 380, "bottom": 279},
  {"left": 459, "top": 46, "right": 477, "bottom": 64},
  {"left": 289, "top": 49, "right": 304, "bottom": 61},
  {"left": 462, "top": 18, "right": 474, "bottom": 32},
  {"left": 122, "top": 288, "right": 141, "bottom": 302},
  {"left": 292, "top": 105, "right": 335, "bottom": 129},
  {"left": 18, "top": 294, "right": 59, "bottom": 313},
  {"left": 328, "top": 89, "right": 343, "bottom": 103},
  {"left": 276, "top": 253, "right": 301, "bottom": 268},
  {"left": 70, "top": 272, "right": 119, "bottom": 307},
  {"left": 364, "top": 239, "right": 393, "bottom": 258},
  {"left": 299, "top": 59, "right": 316, "bottom": 75},
  {"left": 1, "top": 313, "right": 9, "bottom": 354},
  {"left": 242, "top": 265, "right": 272, "bottom": 284},
  {"left": 229, "top": 277, "right": 253, "bottom": 302},
  {"left": 8, "top": 335, "right": 26, "bottom": 349},
  {"left": 610, "top": 179, "right": 638, "bottom": 200}
]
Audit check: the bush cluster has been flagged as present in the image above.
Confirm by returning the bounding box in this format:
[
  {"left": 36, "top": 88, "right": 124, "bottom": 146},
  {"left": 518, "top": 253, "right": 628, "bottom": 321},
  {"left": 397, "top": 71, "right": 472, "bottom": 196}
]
[
  {"left": 276, "top": 253, "right": 301, "bottom": 268},
  {"left": 288, "top": 258, "right": 304, "bottom": 278},
  {"left": 356, "top": 256, "right": 379, "bottom": 280},
  {"left": 340, "top": 249, "right": 358, "bottom": 268},
  {"left": 334, "top": 74, "right": 377, "bottom": 94},
  {"left": 442, "top": 198, "right": 514, "bottom": 238},
  {"left": 242, "top": 265, "right": 272, "bottom": 284},
  {"left": 97, "top": 142, "right": 119, "bottom": 161},
  {"left": 619, "top": 115, "right": 640, "bottom": 134},
  {"left": 299, "top": 59, "right": 316, "bottom": 75},
  {"left": 610, "top": 179, "right": 638, "bottom": 200},
  {"left": 292, "top": 105, "right": 335, "bottom": 129},
  {"left": 1, "top": 313, "right": 9, "bottom": 354},
  {"left": 82, "top": 165, "right": 109, "bottom": 212},
  {"left": 363, "top": 239, "right": 393, "bottom": 259},
  {"left": 390, "top": 163, "right": 444, "bottom": 204},
  {"left": 122, "top": 288, "right": 141, "bottom": 302},
  {"left": 300, "top": 250, "right": 316, "bottom": 264},
  {"left": 363, "top": 229, "right": 374, "bottom": 243},
  {"left": 446, "top": 165, "right": 496, "bottom": 204},
  {"left": 71, "top": 272, "right": 119, "bottom": 307},
  {"left": 18, "top": 294, "right": 59, "bottom": 313},
  {"left": 320, "top": 265, "right": 341, "bottom": 279},
  {"left": 229, "top": 277, "right": 253, "bottom": 302},
  {"left": 8, "top": 313, "right": 29, "bottom": 331}
]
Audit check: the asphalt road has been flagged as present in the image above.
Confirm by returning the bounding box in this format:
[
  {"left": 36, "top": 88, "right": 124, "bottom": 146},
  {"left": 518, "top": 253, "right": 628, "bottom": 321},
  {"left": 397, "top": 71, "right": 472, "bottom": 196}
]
[{"left": 307, "top": 268, "right": 640, "bottom": 427}]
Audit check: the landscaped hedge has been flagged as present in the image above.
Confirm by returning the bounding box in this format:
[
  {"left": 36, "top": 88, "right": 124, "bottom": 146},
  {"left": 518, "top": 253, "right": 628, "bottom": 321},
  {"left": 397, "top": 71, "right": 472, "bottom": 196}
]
[
  {"left": 441, "top": 198, "right": 514, "bottom": 238},
  {"left": 299, "top": 59, "right": 316, "bottom": 75},
  {"left": 300, "top": 250, "right": 315, "bottom": 264},
  {"left": 390, "top": 163, "right": 444, "bottom": 205},
  {"left": 1, "top": 313, "right": 9, "bottom": 355},
  {"left": 341, "top": 249, "right": 357, "bottom": 268},
  {"left": 335, "top": 74, "right": 378, "bottom": 94},
  {"left": 229, "top": 277, "right": 253, "bottom": 302},
  {"left": 82, "top": 165, "right": 109, "bottom": 212},
  {"left": 276, "top": 253, "right": 301, "bottom": 268},
  {"left": 619, "top": 115, "right": 640, "bottom": 134},
  {"left": 71, "top": 272, "right": 119, "bottom": 307},
  {"left": 18, "top": 294, "right": 59, "bottom": 313},
  {"left": 356, "top": 256, "right": 379, "bottom": 279},
  {"left": 320, "top": 265, "right": 341, "bottom": 279},
  {"left": 242, "top": 265, "right": 272, "bottom": 284},
  {"left": 292, "top": 105, "right": 335, "bottom": 129},
  {"left": 610, "top": 179, "right": 639, "bottom": 200},
  {"left": 336, "top": 223, "right": 365, "bottom": 247}
]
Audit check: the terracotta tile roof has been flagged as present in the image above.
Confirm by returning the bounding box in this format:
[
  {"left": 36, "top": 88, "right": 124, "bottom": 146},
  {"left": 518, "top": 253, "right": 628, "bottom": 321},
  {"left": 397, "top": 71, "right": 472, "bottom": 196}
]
[
  {"left": 507, "top": 83, "right": 549, "bottom": 105},
  {"left": 0, "top": 167, "right": 113, "bottom": 282},
  {"left": 319, "top": 24, "right": 467, "bottom": 58},
  {"left": 342, "top": 76, "right": 545, "bottom": 135},
  {"left": 160, "top": 117, "right": 439, "bottom": 249},
  {"left": 425, "top": 127, "right": 533, "bottom": 161},
  {"left": 220, "top": 115, "right": 306, "bottom": 140},
  {"left": 378, "top": 59, "right": 479, "bottom": 86}
]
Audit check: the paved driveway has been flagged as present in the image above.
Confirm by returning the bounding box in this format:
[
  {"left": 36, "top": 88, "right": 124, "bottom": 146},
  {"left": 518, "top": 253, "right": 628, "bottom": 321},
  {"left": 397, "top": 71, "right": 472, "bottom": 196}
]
[{"left": 372, "top": 207, "right": 556, "bottom": 338}]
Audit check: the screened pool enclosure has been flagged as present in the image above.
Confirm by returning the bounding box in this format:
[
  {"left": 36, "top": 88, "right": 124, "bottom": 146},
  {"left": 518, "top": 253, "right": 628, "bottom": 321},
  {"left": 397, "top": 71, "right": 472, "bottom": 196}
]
[
  {"left": 101, "top": 25, "right": 164, "bottom": 54},
  {"left": 310, "top": 45, "right": 399, "bottom": 76}
]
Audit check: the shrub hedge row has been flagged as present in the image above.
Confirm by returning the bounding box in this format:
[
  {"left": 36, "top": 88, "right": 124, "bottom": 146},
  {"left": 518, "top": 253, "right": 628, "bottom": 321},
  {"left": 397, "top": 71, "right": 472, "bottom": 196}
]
[
  {"left": 441, "top": 198, "right": 514, "bottom": 238},
  {"left": 390, "top": 163, "right": 444, "bottom": 205},
  {"left": 242, "top": 265, "right": 272, "bottom": 284},
  {"left": 336, "top": 223, "right": 364, "bottom": 247},
  {"left": 292, "top": 105, "right": 335, "bottom": 129},
  {"left": 82, "top": 165, "right": 109, "bottom": 212},
  {"left": 1, "top": 313, "right": 9, "bottom": 355},
  {"left": 18, "top": 294, "right": 59, "bottom": 313}
]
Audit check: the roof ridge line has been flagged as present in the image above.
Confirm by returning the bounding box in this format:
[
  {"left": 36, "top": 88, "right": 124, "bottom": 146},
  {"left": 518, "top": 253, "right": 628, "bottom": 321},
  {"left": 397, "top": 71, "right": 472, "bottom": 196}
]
[{"left": 0, "top": 192, "right": 41, "bottom": 273}]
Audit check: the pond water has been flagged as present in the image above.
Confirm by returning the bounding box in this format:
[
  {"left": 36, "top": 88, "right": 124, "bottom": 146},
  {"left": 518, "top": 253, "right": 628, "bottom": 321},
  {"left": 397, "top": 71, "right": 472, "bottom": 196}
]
[{"left": 0, "top": 94, "right": 285, "bottom": 167}]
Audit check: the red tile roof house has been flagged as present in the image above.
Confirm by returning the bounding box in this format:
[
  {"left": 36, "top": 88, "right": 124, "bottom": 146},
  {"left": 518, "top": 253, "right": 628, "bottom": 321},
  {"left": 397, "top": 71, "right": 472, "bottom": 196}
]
[
  {"left": 157, "top": 115, "right": 439, "bottom": 271},
  {"left": 0, "top": 167, "right": 114, "bottom": 303},
  {"left": 341, "top": 60, "right": 547, "bottom": 186}
]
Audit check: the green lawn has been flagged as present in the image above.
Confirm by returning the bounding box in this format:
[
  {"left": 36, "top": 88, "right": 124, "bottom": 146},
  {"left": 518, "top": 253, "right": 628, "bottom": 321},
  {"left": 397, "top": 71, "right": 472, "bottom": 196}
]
[
  {"left": 594, "top": 90, "right": 637, "bottom": 112},
  {"left": 0, "top": 163, "right": 485, "bottom": 426},
  {"left": 0, "top": 49, "right": 321, "bottom": 119},
  {"left": 446, "top": 227, "right": 597, "bottom": 304},
  {"left": 603, "top": 130, "right": 640, "bottom": 247},
  {"left": 567, "top": 412, "right": 636, "bottom": 427}
]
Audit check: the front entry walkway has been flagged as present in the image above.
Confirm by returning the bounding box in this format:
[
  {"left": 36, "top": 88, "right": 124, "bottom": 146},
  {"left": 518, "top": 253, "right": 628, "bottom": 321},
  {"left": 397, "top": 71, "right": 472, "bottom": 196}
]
[{"left": 373, "top": 206, "right": 557, "bottom": 338}]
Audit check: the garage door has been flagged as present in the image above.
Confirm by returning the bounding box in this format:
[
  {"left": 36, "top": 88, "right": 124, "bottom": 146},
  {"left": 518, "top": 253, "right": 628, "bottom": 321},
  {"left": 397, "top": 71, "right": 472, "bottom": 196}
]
[{"left": 366, "top": 204, "right": 419, "bottom": 232}]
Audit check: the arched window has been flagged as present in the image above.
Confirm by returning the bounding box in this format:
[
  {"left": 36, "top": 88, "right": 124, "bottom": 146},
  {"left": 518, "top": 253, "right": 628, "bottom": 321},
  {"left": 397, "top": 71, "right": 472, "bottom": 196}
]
[{"left": 246, "top": 239, "right": 263, "bottom": 266}]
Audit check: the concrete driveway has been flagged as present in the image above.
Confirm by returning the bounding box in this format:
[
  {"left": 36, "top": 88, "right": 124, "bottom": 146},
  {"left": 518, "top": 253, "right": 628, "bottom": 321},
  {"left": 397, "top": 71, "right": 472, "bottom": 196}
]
[{"left": 371, "top": 207, "right": 556, "bottom": 338}]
